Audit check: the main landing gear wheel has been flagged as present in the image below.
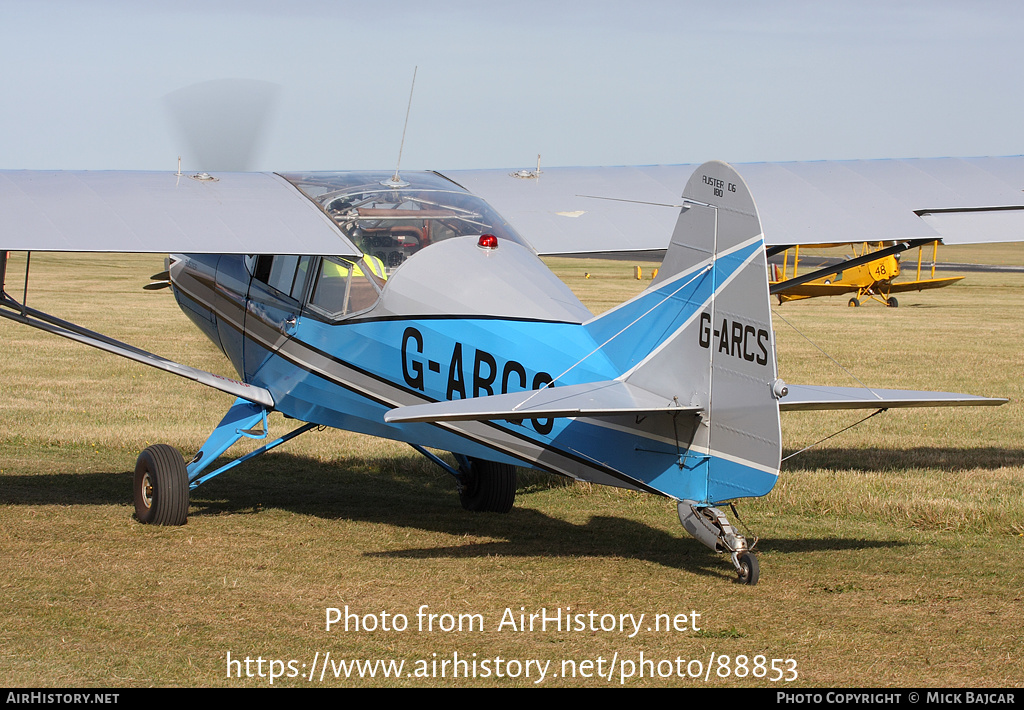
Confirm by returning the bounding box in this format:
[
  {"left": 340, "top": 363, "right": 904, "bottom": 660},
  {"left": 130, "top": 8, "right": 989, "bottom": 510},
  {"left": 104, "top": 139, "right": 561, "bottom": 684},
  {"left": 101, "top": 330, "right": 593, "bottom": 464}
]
[
  {"left": 458, "top": 457, "right": 517, "bottom": 513},
  {"left": 848, "top": 297, "right": 860, "bottom": 307},
  {"left": 887, "top": 296, "right": 899, "bottom": 308},
  {"left": 736, "top": 551, "right": 759, "bottom": 585},
  {"left": 134, "top": 444, "right": 189, "bottom": 525}
]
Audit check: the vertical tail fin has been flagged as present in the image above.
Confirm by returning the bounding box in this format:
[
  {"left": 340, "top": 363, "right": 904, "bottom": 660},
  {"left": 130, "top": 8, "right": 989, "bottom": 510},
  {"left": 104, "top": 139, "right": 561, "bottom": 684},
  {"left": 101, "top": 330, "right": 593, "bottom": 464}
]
[{"left": 587, "top": 161, "right": 782, "bottom": 503}]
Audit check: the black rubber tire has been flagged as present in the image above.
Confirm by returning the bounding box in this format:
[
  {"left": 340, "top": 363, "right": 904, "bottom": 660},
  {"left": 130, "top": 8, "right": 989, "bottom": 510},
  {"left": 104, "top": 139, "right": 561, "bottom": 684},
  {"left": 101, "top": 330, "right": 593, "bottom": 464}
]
[
  {"left": 458, "top": 457, "right": 517, "bottom": 513},
  {"left": 134, "top": 444, "right": 189, "bottom": 525},
  {"left": 848, "top": 298, "right": 860, "bottom": 308},
  {"left": 887, "top": 297, "right": 898, "bottom": 308},
  {"left": 737, "top": 551, "right": 759, "bottom": 585}
]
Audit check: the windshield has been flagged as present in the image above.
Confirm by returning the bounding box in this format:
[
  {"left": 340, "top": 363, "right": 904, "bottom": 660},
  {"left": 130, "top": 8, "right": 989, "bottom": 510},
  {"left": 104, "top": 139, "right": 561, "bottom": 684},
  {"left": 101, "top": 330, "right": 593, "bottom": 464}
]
[{"left": 280, "top": 171, "right": 531, "bottom": 270}]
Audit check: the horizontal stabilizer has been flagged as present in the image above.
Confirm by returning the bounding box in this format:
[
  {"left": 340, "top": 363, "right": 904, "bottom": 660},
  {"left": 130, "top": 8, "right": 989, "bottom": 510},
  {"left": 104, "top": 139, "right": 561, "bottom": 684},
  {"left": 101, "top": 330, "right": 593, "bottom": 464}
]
[
  {"left": 384, "top": 380, "right": 701, "bottom": 424},
  {"left": 779, "top": 384, "right": 1006, "bottom": 411}
]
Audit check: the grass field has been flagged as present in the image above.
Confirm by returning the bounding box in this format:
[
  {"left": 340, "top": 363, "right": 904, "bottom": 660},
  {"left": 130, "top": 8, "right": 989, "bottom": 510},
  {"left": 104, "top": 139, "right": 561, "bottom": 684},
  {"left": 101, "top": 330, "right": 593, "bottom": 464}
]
[{"left": 1, "top": 250, "right": 1022, "bottom": 687}]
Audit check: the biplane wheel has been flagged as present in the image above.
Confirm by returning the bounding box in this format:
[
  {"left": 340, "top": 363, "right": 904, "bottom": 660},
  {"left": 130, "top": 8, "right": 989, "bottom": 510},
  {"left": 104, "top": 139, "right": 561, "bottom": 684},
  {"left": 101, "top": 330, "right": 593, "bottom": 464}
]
[
  {"left": 848, "top": 298, "right": 860, "bottom": 308},
  {"left": 887, "top": 297, "right": 898, "bottom": 308},
  {"left": 458, "top": 457, "right": 517, "bottom": 513},
  {"left": 133, "top": 444, "right": 189, "bottom": 526},
  {"left": 736, "top": 551, "right": 759, "bottom": 585}
]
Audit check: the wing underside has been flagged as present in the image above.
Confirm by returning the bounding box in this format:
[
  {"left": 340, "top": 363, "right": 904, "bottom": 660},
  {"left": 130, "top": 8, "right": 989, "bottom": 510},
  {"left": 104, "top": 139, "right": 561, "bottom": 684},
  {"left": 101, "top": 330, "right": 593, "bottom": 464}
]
[
  {"left": 0, "top": 170, "right": 360, "bottom": 256},
  {"left": 442, "top": 157, "right": 1024, "bottom": 256}
]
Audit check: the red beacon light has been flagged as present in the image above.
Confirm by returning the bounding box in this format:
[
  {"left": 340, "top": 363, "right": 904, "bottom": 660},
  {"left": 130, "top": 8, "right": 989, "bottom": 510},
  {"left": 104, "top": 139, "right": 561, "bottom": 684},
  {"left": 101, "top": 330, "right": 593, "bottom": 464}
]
[{"left": 477, "top": 234, "right": 498, "bottom": 250}]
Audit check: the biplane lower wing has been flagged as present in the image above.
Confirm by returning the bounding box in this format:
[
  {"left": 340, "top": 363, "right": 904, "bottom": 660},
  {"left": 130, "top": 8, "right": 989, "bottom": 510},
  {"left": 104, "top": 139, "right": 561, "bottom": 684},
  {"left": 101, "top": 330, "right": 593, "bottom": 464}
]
[
  {"left": 887, "top": 276, "right": 965, "bottom": 293},
  {"left": 772, "top": 281, "right": 859, "bottom": 299},
  {"left": 771, "top": 275, "right": 965, "bottom": 300}
]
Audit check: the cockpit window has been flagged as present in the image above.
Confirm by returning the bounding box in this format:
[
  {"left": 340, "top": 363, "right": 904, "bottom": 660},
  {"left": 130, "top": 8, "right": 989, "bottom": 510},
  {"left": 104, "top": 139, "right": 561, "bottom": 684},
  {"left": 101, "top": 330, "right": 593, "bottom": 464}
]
[
  {"left": 280, "top": 171, "right": 531, "bottom": 270},
  {"left": 308, "top": 255, "right": 386, "bottom": 318}
]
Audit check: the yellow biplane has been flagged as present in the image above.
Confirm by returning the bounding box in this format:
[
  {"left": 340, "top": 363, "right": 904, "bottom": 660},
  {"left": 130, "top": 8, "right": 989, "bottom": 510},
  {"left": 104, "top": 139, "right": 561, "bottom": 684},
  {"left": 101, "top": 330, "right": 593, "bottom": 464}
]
[{"left": 770, "top": 241, "right": 964, "bottom": 307}]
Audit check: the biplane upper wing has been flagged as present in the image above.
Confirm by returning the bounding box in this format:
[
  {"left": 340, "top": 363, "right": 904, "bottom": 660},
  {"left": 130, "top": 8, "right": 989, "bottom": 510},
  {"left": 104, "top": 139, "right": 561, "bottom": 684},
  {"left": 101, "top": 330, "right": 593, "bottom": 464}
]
[
  {"left": 0, "top": 170, "right": 360, "bottom": 256},
  {"left": 441, "top": 157, "right": 1024, "bottom": 255}
]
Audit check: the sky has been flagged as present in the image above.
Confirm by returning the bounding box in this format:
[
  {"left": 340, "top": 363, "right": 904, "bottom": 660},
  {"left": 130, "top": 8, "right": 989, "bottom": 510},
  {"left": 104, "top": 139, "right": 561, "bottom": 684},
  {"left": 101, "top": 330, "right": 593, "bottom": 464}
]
[{"left": 1, "top": 0, "right": 1022, "bottom": 172}]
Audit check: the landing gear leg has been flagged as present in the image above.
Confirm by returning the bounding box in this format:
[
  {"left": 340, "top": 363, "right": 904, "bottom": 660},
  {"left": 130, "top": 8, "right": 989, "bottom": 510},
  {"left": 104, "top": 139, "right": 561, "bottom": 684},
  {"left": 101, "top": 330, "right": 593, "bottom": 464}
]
[
  {"left": 132, "top": 398, "right": 317, "bottom": 525},
  {"left": 678, "top": 501, "right": 759, "bottom": 585}
]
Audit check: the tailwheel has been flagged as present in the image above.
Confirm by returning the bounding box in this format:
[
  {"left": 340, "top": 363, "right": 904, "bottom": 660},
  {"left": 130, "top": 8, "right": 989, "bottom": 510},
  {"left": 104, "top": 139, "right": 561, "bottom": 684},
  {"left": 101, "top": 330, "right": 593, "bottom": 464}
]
[
  {"left": 134, "top": 444, "right": 189, "bottom": 525},
  {"left": 735, "top": 551, "right": 759, "bottom": 585},
  {"left": 458, "top": 457, "right": 517, "bottom": 513},
  {"left": 678, "top": 502, "right": 760, "bottom": 585}
]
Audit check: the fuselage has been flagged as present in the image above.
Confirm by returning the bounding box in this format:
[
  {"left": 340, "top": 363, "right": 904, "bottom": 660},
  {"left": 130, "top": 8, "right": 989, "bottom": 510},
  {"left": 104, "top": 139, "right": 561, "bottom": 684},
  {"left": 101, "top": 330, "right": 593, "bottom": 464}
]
[{"left": 167, "top": 171, "right": 780, "bottom": 503}]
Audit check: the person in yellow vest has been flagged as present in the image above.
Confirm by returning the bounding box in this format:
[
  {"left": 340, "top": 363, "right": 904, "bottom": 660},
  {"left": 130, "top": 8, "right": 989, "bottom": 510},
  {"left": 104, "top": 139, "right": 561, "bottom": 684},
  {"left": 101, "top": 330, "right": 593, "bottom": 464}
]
[{"left": 321, "top": 253, "right": 387, "bottom": 281}]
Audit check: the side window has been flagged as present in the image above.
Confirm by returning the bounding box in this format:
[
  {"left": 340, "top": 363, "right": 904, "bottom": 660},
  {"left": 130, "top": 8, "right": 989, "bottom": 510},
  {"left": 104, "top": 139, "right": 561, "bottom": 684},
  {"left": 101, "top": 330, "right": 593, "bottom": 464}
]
[
  {"left": 251, "top": 255, "right": 311, "bottom": 301},
  {"left": 268, "top": 255, "right": 300, "bottom": 294},
  {"left": 309, "top": 256, "right": 384, "bottom": 318}
]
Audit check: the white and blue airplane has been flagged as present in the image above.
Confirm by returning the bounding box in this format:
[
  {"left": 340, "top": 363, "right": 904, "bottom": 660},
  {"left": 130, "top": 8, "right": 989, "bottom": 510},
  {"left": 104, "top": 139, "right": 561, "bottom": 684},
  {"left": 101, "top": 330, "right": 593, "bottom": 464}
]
[{"left": 0, "top": 158, "right": 1014, "bottom": 584}]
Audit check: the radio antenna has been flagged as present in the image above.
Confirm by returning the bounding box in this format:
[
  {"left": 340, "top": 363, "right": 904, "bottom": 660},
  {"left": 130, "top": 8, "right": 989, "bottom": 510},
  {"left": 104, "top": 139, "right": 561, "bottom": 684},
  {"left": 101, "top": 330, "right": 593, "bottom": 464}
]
[{"left": 381, "top": 66, "right": 418, "bottom": 188}]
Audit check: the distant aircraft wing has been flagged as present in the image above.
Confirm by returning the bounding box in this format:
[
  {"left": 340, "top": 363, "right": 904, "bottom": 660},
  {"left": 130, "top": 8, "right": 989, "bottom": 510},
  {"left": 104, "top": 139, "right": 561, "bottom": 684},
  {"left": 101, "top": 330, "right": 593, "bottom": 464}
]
[
  {"left": 441, "top": 157, "right": 1024, "bottom": 255},
  {"left": 0, "top": 170, "right": 360, "bottom": 256},
  {"left": 770, "top": 281, "right": 859, "bottom": 298},
  {"left": 887, "top": 276, "right": 965, "bottom": 293},
  {"left": 778, "top": 384, "right": 1006, "bottom": 411}
]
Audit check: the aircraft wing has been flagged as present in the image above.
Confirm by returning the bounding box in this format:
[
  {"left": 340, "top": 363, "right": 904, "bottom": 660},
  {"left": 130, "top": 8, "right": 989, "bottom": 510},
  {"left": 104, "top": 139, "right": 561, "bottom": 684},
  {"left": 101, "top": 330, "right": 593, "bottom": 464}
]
[
  {"left": 441, "top": 157, "right": 1024, "bottom": 255},
  {"left": 778, "top": 384, "right": 1006, "bottom": 411},
  {"left": 0, "top": 170, "right": 361, "bottom": 256},
  {"left": 770, "top": 281, "right": 859, "bottom": 298},
  {"left": 0, "top": 170, "right": 354, "bottom": 409},
  {"left": 887, "top": 276, "right": 965, "bottom": 294}
]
